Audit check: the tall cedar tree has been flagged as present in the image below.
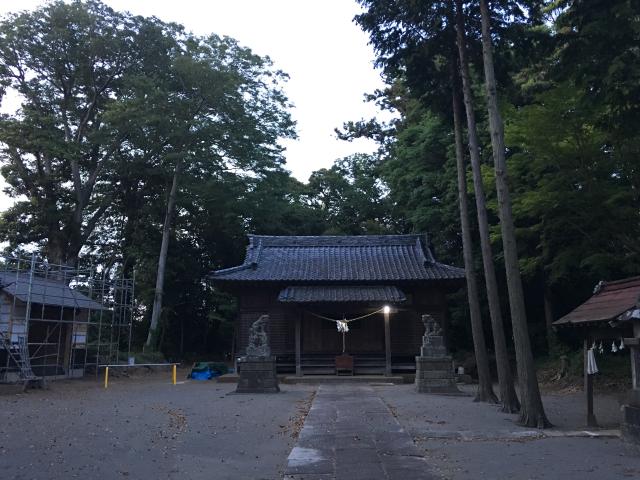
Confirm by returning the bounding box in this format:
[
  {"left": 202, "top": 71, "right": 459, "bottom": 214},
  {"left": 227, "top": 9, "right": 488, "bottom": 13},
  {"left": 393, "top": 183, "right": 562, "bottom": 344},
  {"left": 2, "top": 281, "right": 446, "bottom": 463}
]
[
  {"left": 355, "top": 0, "right": 498, "bottom": 402},
  {"left": 478, "top": 0, "right": 549, "bottom": 427},
  {"left": 451, "top": 64, "right": 497, "bottom": 403},
  {"left": 452, "top": 0, "right": 520, "bottom": 413}
]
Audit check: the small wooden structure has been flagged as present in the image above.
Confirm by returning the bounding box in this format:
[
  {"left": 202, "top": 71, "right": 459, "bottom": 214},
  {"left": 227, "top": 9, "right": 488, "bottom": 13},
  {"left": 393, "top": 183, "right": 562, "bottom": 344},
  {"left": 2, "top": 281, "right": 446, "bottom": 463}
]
[
  {"left": 0, "top": 271, "right": 104, "bottom": 379},
  {"left": 616, "top": 302, "right": 640, "bottom": 442},
  {"left": 335, "top": 354, "right": 354, "bottom": 375},
  {"left": 210, "top": 235, "right": 464, "bottom": 375},
  {"left": 554, "top": 276, "right": 639, "bottom": 427}
]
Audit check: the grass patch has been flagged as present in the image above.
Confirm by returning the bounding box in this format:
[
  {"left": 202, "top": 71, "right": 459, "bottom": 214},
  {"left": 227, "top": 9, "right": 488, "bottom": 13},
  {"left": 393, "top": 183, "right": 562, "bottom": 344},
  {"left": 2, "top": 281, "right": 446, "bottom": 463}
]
[
  {"left": 123, "top": 350, "right": 167, "bottom": 365},
  {"left": 537, "top": 348, "right": 631, "bottom": 393}
]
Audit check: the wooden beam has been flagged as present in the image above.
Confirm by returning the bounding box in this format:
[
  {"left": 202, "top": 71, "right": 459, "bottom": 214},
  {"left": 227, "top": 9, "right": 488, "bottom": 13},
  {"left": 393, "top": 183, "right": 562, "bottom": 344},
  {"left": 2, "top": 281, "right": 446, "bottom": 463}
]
[
  {"left": 584, "top": 338, "right": 598, "bottom": 427},
  {"left": 384, "top": 311, "right": 391, "bottom": 376},
  {"left": 295, "top": 314, "right": 302, "bottom": 377}
]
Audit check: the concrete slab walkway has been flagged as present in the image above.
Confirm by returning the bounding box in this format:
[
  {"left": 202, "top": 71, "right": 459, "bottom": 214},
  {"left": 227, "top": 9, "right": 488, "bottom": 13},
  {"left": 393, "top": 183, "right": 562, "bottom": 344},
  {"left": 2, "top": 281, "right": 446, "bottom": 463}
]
[{"left": 283, "top": 384, "right": 437, "bottom": 480}]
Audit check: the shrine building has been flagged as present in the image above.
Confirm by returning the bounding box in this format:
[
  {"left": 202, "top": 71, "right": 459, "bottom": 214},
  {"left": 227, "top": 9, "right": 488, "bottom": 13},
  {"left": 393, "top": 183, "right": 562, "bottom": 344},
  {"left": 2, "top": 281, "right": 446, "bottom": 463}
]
[{"left": 209, "top": 234, "right": 464, "bottom": 375}]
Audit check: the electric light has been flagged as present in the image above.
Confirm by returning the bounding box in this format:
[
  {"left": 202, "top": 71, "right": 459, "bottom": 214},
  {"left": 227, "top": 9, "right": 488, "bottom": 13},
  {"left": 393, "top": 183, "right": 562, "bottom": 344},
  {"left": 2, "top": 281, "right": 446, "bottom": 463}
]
[{"left": 383, "top": 305, "right": 391, "bottom": 314}]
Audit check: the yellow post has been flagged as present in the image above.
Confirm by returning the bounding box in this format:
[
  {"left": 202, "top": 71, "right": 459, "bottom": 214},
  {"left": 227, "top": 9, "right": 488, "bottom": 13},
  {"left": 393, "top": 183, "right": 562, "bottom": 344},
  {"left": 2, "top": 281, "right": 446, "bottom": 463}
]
[
  {"left": 172, "top": 364, "right": 177, "bottom": 385},
  {"left": 104, "top": 366, "right": 109, "bottom": 389}
]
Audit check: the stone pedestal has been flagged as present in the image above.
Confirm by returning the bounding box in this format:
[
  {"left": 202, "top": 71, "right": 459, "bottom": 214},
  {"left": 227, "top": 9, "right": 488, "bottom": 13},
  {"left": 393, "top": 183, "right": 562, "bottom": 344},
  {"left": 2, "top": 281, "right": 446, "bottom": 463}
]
[
  {"left": 236, "top": 356, "right": 280, "bottom": 393},
  {"left": 622, "top": 339, "right": 640, "bottom": 444},
  {"left": 415, "top": 356, "right": 459, "bottom": 394},
  {"left": 415, "top": 314, "right": 460, "bottom": 394},
  {"left": 622, "top": 404, "right": 640, "bottom": 444},
  {"left": 420, "top": 333, "right": 447, "bottom": 357}
]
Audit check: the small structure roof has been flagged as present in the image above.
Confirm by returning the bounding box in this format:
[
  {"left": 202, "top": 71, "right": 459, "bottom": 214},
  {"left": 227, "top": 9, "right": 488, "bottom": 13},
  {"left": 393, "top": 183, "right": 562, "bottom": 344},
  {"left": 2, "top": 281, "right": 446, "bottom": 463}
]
[
  {"left": 278, "top": 285, "right": 406, "bottom": 303},
  {"left": 210, "top": 234, "right": 464, "bottom": 283},
  {"left": 554, "top": 276, "right": 640, "bottom": 327},
  {"left": 0, "top": 271, "right": 104, "bottom": 310}
]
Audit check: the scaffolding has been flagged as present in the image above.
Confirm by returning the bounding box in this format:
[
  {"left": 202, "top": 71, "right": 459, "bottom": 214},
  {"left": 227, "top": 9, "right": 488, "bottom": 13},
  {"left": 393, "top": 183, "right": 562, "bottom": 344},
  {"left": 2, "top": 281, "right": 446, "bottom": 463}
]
[{"left": 0, "top": 254, "right": 134, "bottom": 382}]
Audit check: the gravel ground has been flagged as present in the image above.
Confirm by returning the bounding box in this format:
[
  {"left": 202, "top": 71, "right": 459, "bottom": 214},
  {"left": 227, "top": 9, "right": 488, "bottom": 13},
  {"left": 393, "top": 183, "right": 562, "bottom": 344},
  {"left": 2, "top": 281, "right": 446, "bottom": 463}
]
[
  {"left": 376, "top": 384, "right": 640, "bottom": 480},
  {"left": 3, "top": 374, "right": 640, "bottom": 480},
  {"left": 0, "top": 370, "right": 315, "bottom": 480}
]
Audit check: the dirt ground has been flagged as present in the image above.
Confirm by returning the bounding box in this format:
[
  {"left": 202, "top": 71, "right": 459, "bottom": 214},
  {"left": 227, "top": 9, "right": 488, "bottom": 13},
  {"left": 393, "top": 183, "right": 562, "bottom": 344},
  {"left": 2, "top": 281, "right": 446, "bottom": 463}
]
[
  {"left": 0, "top": 368, "right": 315, "bottom": 480},
  {"left": 377, "top": 384, "right": 640, "bottom": 480},
  {"left": 2, "top": 372, "right": 640, "bottom": 480}
]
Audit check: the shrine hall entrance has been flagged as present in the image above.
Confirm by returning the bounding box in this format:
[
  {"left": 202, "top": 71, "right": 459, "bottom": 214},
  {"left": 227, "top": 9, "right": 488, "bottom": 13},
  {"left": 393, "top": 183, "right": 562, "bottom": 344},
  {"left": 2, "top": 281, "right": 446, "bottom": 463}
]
[
  {"left": 291, "top": 305, "right": 422, "bottom": 376},
  {"left": 301, "top": 310, "right": 384, "bottom": 355}
]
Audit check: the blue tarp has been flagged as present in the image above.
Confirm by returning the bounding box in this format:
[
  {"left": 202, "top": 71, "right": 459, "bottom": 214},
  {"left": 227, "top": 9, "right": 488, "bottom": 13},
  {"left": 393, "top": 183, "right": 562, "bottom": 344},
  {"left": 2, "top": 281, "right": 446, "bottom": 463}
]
[
  {"left": 189, "top": 362, "right": 227, "bottom": 380},
  {"left": 191, "top": 370, "right": 214, "bottom": 380}
]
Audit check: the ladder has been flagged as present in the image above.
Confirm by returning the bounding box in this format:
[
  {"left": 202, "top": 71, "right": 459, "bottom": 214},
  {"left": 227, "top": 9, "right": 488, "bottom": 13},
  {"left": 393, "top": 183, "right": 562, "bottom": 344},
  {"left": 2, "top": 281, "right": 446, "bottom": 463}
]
[{"left": 0, "top": 330, "right": 41, "bottom": 389}]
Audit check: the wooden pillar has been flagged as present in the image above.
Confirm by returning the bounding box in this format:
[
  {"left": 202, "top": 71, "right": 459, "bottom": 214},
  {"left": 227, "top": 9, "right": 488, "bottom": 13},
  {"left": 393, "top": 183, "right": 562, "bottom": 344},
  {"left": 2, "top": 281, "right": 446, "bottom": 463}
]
[
  {"left": 544, "top": 289, "right": 554, "bottom": 343},
  {"left": 384, "top": 310, "right": 391, "bottom": 376},
  {"left": 63, "top": 321, "right": 73, "bottom": 373},
  {"left": 631, "top": 322, "right": 640, "bottom": 392},
  {"left": 584, "top": 338, "right": 598, "bottom": 427},
  {"left": 295, "top": 314, "right": 302, "bottom": 377}
]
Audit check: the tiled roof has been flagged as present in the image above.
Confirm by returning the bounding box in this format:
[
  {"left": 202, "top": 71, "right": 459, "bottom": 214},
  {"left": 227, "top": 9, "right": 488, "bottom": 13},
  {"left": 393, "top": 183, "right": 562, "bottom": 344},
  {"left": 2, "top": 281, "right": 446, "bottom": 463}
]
[
  {"left": 554, "top": 276, "right": 640, "bottom": 326},
  {"left": 210, "top": 234, "right": 464, "bottom": 283},
  {"left": 278, "top": 285, "right": 407, "bottom": 303},
  {"left": 0, "top": 272, "right": 104, "bottom": 310}
]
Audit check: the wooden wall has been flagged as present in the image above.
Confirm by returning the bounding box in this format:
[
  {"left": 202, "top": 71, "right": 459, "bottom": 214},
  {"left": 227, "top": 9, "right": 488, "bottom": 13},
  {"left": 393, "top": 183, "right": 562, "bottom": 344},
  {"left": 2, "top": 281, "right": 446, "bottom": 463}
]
[
  {"left": 236, "top": 287, "right": 295, "bottom": 356},
  {"left": 0, "top": 294, "right": 90, "bottom": 377},
  {"left": 232, "top": 283, "right": 449, "bottom": 358},
  {"left": 302, "top": 311, "right": 384, "bottom": 354}
]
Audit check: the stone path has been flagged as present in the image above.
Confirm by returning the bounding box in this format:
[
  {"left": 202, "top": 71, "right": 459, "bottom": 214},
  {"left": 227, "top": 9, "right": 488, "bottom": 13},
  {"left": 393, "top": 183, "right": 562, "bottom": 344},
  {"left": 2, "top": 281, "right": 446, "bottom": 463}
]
[{"left": 283, "top": 385, "right": 436, "bottom": 480}]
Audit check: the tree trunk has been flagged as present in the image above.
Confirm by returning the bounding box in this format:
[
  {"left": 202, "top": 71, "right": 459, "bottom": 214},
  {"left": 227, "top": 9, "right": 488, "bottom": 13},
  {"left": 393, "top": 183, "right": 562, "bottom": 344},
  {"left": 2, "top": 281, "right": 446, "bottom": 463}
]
[
  {"left": 47, "top": 224, "right": 82, "bottom": 269},
  {"left": 180, "top": 318, "right": 185, "bottom": 358},
  {"left": 544, "top": 287, "right": 555, "bottom": 350},
  {"left": 453, "top": 0, "right": 520, "bottom": 413},
  {"left": 120, "top": 175, "right": 145, "bottom": 278},
  {"left": 478, "top": 0, "right": 550, "bottom": 427},
  {"left": 145, "top": 161, "right": 183, "bottom": 351},
  {"left": 452, "top": 77, "right": 497, "bottom": 404},
  {"left": 47, "top": 233, "right": 69, "bottom": 268}
]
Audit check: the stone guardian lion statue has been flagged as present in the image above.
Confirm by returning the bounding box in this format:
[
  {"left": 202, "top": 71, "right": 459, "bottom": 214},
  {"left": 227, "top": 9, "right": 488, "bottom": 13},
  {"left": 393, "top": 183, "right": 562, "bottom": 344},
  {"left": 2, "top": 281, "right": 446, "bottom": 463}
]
[{"left": 246, "top": 314, "right": 270, "bottom": 357}]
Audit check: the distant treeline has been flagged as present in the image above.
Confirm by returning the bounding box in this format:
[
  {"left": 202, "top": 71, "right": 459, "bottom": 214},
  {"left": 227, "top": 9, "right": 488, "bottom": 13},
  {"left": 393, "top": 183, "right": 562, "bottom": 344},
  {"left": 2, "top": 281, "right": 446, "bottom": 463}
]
[{"left": 0, "top": 1, "right": 638, "bottom": 364}]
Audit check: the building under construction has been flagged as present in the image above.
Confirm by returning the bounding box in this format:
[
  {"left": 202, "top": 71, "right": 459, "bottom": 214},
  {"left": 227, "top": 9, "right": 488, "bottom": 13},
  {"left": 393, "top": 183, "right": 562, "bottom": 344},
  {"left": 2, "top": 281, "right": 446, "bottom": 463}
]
[{"left": 0, "top": 255, "right": 134, "bottom": 385}]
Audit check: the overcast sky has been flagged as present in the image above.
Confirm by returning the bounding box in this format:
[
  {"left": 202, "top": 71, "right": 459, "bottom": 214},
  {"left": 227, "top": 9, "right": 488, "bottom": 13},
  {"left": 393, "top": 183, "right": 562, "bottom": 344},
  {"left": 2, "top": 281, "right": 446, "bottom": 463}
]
[{"left": 0, "top": 0, "right": 390, "bottom": 200}]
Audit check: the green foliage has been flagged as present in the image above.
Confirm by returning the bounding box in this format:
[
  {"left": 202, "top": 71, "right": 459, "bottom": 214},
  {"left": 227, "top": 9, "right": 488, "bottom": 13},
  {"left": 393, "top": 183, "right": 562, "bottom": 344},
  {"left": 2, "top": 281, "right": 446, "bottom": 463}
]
[
  {"left": 352, "top": 0, "right": 640, "bottom": 355},
  {"left": 0, "top": 0, "right": 151, "bottom": 264},
  {"left": 506, "top": 81, "right": 640, "bottom": 300},
  {"left": 553, "top": 0, "right": 640, "bottom": 137},
  {"left": 306, "top": 153, "right": 392, "bottom": 234},
  {"left": 2, "top": 0, "right": 639, "bottom": 360},
  {"left": 0, "top": 0, "right": 303, "bottom": 359},
  {"left": 130, "top": 350, "right": 167, "bottom": 365},
  {"left": 381, "top": 103, "right": 462, "bottom": 263}
]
